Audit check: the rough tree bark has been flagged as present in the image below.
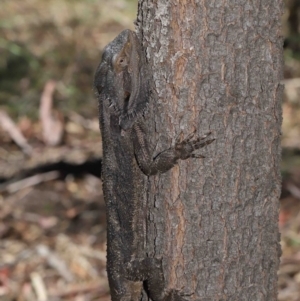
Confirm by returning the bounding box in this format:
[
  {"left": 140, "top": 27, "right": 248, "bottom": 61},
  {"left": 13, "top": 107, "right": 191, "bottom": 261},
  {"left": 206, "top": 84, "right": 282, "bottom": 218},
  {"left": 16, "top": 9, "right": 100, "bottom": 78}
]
[{"left": 136, "top": 1, "right": 283, "bottom": 300}]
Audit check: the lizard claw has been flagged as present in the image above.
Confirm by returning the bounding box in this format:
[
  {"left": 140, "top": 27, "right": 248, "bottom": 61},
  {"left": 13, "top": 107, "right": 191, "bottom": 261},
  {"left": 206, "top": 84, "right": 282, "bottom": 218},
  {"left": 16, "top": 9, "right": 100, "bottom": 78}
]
[
  {"left": 175, "top": 131, "right": 215, "bottom": 160},
  {"left": 193, "top": 138, "right": 215, "bottom": 149},
  {"left": 175, "top": 129, "right": 197, "bottom": 145},
  {"left": 184, "top": 129, "right": 197, "bottom": 143},
  {"left": 200, "top": 131, "right": 212, "bottom": 139}
]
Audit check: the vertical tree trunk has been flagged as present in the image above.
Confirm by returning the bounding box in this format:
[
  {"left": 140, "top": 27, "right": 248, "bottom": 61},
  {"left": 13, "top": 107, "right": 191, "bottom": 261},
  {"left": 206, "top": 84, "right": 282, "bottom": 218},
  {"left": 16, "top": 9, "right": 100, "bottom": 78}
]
[{"left": 136, "top": 1, "right": 283, "bottom": 300}]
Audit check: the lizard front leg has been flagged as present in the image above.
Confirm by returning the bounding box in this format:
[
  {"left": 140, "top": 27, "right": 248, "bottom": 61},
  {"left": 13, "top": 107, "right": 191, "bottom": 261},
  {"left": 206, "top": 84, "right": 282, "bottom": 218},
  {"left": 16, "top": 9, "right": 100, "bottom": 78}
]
[{"left": 133, "top": 122, "right": 215, "bottom": 176}]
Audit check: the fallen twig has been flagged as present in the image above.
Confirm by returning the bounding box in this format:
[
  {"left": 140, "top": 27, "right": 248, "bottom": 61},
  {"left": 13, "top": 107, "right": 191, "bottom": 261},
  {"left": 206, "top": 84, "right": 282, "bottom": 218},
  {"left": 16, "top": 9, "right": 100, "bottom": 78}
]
[
  {"left": 0, "top": 110, "right": 32, "bottom": 155},
  {"left": 286, "top": 182, "right": 300, "bottom": 199},
  {"left": 30, "top": 272, "right": 48, "bottom": 301},
  {"left": 39, "top": 80, "right": 64, "bottom": 146},
  {"left": 1, "top": 171, "right": 60, "bottom": 193},
  {"left": 48, "top": 280, "right": 108, "bottom": 298},
  {"left": 36, "top": 245, "right": 75, "bottom": 282}
]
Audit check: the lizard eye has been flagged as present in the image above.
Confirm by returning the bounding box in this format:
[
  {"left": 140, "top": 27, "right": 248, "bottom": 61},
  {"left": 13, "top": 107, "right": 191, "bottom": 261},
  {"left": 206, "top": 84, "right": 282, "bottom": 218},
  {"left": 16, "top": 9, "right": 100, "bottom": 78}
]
[
  {"left": 113, "top": 55, "right": 127, "bottom": 71},
  {"left": 119, "top": 58, "right": 127, "bottom": 66}
]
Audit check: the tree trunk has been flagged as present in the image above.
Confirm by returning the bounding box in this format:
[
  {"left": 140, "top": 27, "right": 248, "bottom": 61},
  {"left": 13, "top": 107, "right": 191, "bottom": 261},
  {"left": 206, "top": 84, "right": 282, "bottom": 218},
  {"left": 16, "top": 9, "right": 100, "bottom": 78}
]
[{"left": 136, "top": 1, "right": 283, "bottom": 300}]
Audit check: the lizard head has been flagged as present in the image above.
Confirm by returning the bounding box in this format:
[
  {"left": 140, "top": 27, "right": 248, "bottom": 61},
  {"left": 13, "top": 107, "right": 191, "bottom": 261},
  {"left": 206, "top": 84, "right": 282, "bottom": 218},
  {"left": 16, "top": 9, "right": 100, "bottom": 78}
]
[{"left": 94, "top": 29, "right": 149, "bottom": 130}]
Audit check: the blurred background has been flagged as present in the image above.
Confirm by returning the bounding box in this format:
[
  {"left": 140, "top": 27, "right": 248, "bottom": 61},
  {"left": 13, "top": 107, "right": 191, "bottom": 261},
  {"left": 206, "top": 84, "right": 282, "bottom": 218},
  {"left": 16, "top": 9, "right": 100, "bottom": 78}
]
[{"left": 0, "top": 0, "right": 299, "bottom": 300}]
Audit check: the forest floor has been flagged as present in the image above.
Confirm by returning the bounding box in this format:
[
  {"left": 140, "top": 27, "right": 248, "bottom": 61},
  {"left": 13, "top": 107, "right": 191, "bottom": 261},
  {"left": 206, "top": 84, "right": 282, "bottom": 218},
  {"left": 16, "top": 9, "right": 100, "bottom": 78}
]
[{"left": 1, "top": 0, "right": 300, "bottom": 300}]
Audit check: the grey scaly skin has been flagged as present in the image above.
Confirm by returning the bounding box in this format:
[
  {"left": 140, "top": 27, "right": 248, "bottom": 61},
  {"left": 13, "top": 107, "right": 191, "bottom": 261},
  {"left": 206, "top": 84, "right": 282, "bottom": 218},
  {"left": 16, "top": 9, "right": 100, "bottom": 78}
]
[{"left": 94, "top": 29, "right": 214, "bottom": 301}]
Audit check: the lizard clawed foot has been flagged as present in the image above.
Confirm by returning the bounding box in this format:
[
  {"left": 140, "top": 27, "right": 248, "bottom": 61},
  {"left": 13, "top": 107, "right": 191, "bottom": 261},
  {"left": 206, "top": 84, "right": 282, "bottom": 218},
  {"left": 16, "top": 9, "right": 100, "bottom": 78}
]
[
  {"left": 175, "top": 129, "right": 197, "bottom": 145},
  {"left": 175, "top": 131, "right": 215, "bottom": 160}
]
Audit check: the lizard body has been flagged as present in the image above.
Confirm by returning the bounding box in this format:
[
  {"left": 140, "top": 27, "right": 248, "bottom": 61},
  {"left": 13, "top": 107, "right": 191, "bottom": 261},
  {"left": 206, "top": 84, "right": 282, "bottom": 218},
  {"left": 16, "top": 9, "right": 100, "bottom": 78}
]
[{"left": 94, "top": 29, "right": 214, "bottom": 301}]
